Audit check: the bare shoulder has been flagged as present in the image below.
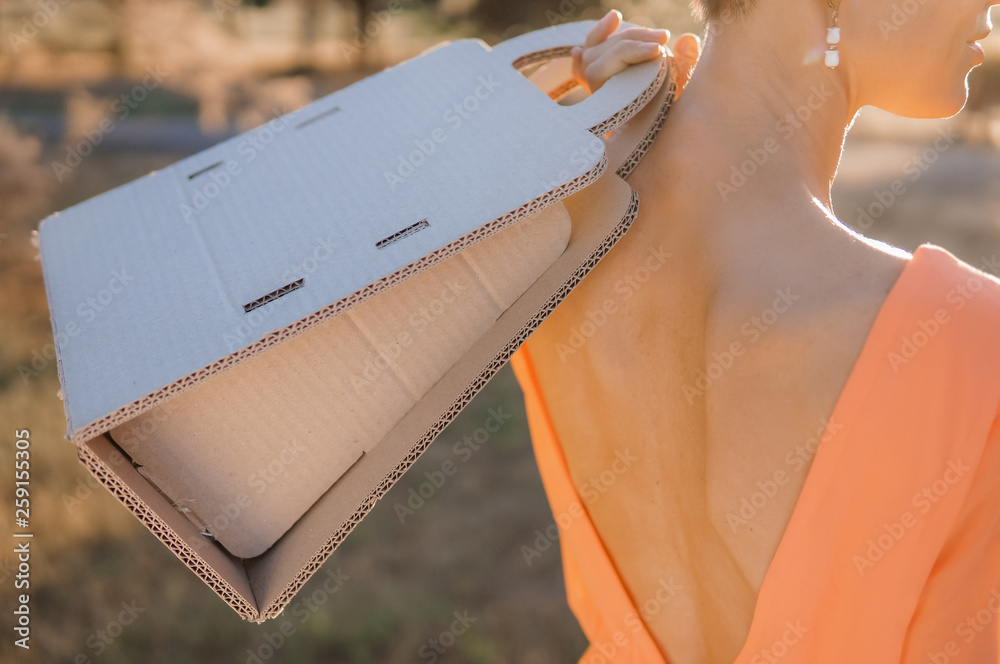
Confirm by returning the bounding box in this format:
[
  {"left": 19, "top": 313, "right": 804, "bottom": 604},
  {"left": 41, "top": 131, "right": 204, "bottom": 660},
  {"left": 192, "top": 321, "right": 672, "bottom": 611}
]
[
  {"left": 702, "top": 222, "right": 915, "bottom": 405},
  {"left": 713, "top": 219, "right": 909, "bottom": 316}
]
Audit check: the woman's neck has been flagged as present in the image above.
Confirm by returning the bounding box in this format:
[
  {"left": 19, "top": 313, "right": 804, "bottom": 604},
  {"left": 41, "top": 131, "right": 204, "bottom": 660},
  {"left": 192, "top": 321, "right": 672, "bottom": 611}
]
[{"left": 646, "top": 8, "right": 858, "bottom": 215}]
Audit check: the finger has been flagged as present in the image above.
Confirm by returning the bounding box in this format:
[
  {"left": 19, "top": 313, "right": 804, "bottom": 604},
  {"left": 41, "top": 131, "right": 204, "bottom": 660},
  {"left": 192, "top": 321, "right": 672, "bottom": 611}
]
[
  {"left": 603, "top": 26, "right": 670, "bottom": 46},
  {"left": 670, "top": 33, "right": 702, "bottom": 97},
  {"left": 584, "top": 40, "right": 665, "bottom": 92},
  {"left": 571, "top": 46, "right": 588, "bottom": 93},
  {"left": 579, "top": 26, "right": 669, "bottom": 78},
  {"left": 579, "top": 29, "right": 666, "bottom": 69},
  {"left": 585, "top": 9, "right": 622, "bottom": 49}
]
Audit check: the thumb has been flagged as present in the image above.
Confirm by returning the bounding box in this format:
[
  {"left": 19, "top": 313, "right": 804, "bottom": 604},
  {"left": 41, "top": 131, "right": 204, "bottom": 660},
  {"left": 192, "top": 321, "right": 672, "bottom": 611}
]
[{"left": 671, "top": 33, "right": 701, "bottom": 98}]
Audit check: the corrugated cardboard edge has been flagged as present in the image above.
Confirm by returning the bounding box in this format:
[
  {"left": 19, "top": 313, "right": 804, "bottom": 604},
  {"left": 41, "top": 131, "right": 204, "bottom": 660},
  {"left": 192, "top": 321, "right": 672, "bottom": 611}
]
[
  {"left": 59, "top": 49, "right": 666, "bottom": 447},
  {"left": 74, "top": 185, "right": 640, "bottom": 624},
  {"left": 77, "top": 440, "right": 261, "bottom": 619},
  {"left": 253, "top": 61, "right": 676, "bottom": 621},
  {"left": 38, "top": 218, "right": 72, "bottom": 415},
  {"left": 256, "top": 187, "right": 640, "bottom": 622},
  {"left": 63, "top": 53, "right": 673, "bottom": 623},
  {"left": 523, "top": 53, "right": 674, "bottom": 179},
  {"left": 64, "top": 155, "right": 607, "bottom": 446},
  {"left": 615, "top": 73, "right": 676, "bottom": 179},
  {"left": 513, "top": 47, "right": 668, "bottom": 136}
]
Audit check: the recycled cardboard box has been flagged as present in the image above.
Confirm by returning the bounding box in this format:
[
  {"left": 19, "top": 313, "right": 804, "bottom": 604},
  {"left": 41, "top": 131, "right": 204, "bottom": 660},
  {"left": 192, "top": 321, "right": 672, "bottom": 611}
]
[{"left": 37, "top": 21, "right": 675, "bottom": 621}]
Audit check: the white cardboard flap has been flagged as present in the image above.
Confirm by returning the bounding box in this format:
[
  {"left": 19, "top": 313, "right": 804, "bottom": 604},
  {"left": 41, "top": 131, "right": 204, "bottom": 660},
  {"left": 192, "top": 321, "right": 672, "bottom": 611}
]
[
  {"left": 40, "top": 36, "right": 641, "bottom": 438},
  {"left": 112, "top": 201, "right": 573, "bottom": 559},
  {"left": 491, "top": 20, "right": 663, "bottom": 135},
  {"left": 58, "top": 18, "right": 677, "bottom": 618}
]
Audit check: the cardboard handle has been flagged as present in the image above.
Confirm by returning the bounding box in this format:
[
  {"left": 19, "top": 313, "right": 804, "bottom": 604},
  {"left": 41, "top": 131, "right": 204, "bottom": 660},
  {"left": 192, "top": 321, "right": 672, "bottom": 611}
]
[{"left": 491, "top": 20, "right": 665, "bottom": 135}]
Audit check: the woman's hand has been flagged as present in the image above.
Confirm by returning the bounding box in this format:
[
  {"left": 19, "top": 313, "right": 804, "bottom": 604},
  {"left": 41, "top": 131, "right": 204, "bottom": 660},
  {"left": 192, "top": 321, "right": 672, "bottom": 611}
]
[{"left": 571, "top": 10, "right": 702, "bottom": 97}]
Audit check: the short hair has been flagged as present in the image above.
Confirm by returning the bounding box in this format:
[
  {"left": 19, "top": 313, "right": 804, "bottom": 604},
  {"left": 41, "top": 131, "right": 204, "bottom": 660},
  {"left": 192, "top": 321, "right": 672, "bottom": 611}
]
[{"left": 690, "top": 0, "right": 757, "bottom": 21}]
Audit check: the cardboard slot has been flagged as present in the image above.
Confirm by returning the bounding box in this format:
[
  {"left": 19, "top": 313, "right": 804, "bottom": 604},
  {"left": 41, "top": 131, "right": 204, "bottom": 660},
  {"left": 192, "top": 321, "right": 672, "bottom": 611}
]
[
  {"left": 375, "top": 219, "right": 430, "bottom": 250},
  {"left": 42, "top": 34, "right": 634, "bottom": 441},
  {"left": 248, "top": 171, "right": 640, "bottom": 619},
  {"left": 187, "top": 161, "right": 225, "bottom": 180},
  {"left": 42, "top": 21, "right": 672, "bottom": 621},
  {"left": 112, "top": 201, "right": 572, "bottom": 560},
  {"left": 243, "top": 278, "right": 305, "bottom": 313},
  {"left": 79, "top": 171, "right": 638, "bottom": 621},
  {"left": 294, "top": 105, "right": 341, "bottom": 130}
]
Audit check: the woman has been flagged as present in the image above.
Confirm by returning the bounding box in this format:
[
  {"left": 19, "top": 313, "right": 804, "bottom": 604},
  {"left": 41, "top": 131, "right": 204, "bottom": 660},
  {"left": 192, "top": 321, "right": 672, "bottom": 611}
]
[{"left": 510, "top": 2, "right": 1000, "bottom": 662}]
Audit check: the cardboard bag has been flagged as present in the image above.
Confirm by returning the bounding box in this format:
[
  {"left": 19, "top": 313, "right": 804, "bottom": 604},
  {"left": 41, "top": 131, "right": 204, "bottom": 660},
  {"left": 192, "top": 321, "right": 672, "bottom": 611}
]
[{"left": 37, "top": 21, "right": 675, "bottom": 620}]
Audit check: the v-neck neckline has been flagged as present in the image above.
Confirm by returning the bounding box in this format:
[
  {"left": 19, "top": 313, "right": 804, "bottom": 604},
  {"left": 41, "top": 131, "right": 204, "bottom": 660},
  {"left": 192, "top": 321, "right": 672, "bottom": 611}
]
[
  {"left": 525, "top": 243, "right": 931, "bottom": 664},
  {"left": 730, "top": 243, "right": 926, "bottom": 662}
]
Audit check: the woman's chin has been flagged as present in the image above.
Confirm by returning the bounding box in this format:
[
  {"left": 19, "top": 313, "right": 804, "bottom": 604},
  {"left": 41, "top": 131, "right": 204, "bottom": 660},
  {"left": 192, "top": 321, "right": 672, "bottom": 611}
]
[{"left": 878, "top": 90, "right": 971, "bottom": 121}]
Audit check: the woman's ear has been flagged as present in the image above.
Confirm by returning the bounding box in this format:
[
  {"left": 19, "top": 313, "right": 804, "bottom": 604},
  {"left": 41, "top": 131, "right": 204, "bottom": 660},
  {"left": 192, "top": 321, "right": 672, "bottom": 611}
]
[{"left": 672, "top": 33, "right": 702, "bottom": 97}]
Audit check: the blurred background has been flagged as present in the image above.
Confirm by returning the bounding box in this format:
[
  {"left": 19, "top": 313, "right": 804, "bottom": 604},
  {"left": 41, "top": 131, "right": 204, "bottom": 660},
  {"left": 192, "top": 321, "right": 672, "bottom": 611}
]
[{"left": 1, "top": 1, "right": 999, "bottom": 662}]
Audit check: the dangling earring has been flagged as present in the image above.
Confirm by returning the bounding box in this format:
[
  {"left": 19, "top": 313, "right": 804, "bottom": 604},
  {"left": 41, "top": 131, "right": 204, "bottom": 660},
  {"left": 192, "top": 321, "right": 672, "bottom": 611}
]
[{"left": 825, "top": 1, "right": 841, "bottom": 69}]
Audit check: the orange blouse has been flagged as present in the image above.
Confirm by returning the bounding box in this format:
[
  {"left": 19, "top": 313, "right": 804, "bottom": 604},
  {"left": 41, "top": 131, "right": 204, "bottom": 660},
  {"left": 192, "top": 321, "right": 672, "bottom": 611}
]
[{"left": 510, "top": 243, "right": 1000, "bottom": 662}]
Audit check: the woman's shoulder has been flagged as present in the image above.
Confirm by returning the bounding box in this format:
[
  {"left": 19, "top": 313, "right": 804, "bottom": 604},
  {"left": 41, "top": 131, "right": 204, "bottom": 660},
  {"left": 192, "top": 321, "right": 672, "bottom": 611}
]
[
  {"left": 883, "top": 243, "right": 1000, "bottom": 399},
  {"left": 907, "top": 243, "right": 1000, "bottom": 324}
]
